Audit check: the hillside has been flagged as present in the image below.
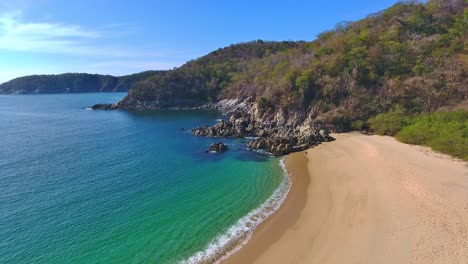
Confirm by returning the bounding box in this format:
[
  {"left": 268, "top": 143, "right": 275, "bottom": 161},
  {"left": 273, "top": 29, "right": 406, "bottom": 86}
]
[
  {"left": 93, "top": 0, "right": 467, "bottom": 157},
  {"left": 110, "top": 0, "right": 466, "bottom": 129},
  {"left": 122, "top": 41, "right": 303, "bottom": 107},
  {"left": 0, "top": 71, "right": 163, "bottom": 94}
]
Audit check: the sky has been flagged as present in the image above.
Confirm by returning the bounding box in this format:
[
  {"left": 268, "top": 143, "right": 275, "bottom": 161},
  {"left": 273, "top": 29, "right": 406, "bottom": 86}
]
[{"left": 0, "top": 0, "right": 401, "bottom": 83}]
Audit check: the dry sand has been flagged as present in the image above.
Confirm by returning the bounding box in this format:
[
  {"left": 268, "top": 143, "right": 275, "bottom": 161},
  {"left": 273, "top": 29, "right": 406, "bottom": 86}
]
[{"left": 224, "top": 133, "right": 468, "bottom": 264}]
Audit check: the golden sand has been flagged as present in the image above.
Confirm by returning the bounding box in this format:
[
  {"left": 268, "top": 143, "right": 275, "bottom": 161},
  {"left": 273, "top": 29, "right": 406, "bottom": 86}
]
[{"left": 224, "top": 133, "right": 468, "bottom": 264}]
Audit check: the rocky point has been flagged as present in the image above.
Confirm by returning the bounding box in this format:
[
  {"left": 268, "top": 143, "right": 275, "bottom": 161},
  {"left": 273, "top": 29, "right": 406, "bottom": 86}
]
[{"left": 192, "top": 99, "right": 335, "bottom": 156}]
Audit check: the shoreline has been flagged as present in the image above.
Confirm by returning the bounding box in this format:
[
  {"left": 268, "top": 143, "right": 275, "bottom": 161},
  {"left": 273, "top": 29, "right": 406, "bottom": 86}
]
[
  {"left": 211, "top": 159, "right": 293, "bottom": 264},
  {"left": 223, "top": 133, "right": 468, "bottom": 264},
  {"left": 221, "top": 151, "right": 310, "bottom": 263},
  {"left": 181, "top": 158, "right": 292, "bottom": 264}
]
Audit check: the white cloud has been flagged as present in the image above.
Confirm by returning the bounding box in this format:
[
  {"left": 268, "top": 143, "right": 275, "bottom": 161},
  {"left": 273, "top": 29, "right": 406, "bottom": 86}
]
[
  {"left": 0, "top": 11, "right": 189, "bottom": 82},
  {"left": 0, "top": 12, "right": 97, "bottom": 54},
  {"left": 0, "top": 11, "right": 165, "bottom": 58},
  {"left": 0, "top": 12, "right": 100, "bottom": 38}
]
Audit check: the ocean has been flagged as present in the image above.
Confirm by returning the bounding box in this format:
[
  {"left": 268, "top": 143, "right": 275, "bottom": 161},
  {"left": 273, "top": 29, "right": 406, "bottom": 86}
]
[{"left": 0, "top": 93, "right": 288, "bottom": 263}]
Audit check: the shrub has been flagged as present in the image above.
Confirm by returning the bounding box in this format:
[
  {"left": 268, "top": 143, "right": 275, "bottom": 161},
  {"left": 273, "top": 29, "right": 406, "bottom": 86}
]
[
  {"left": 396, "top": 110, "right": 468, "bottom": 160},
  {"left": 351, "top": 120, "right": 367, "bottom": 131},
  {"left": 368, "top": 107, "right": 408, "bottom": 135}
]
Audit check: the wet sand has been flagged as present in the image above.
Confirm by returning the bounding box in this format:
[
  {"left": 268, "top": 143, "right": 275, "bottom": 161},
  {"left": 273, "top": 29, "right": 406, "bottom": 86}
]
[{"left": 224, "top": 133, "right": 468, "bottom": 264}]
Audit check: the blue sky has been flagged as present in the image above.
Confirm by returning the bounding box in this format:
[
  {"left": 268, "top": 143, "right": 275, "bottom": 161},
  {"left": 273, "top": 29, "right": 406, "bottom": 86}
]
[{"left": 0, "top": 0, "right": 400, "bottom": 83}]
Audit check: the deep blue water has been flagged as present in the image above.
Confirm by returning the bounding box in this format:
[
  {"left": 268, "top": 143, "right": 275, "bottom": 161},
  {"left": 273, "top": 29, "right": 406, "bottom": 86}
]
[{"left": 0, "top": 93, "right": 285, "bottom": 263}]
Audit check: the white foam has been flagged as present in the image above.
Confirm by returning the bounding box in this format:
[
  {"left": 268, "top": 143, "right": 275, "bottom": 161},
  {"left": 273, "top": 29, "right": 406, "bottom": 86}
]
[
  {"left": 84, "top": 107, "right": 93, "bottom": 110},
  {"left": 251, "top": 149, "right": 275, "bottom": 158},
  {"left": 180, "top": 159, "right": 291, "bottom": 264}
]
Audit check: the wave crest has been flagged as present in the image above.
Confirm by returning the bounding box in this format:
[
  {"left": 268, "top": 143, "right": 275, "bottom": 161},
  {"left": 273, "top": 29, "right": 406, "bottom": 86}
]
[{"left": 180, "top": 159, "right": 291, "bottom": 264}]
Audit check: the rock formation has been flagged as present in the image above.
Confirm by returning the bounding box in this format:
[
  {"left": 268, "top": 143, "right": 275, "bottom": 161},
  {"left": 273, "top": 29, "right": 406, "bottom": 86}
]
[
  {"left": 192, "top": 99, "right": 335, "bottom": 156},
  {"left": 93, "top": 97, "right": 335, "bottom": 156},
  {"left": 207, "top": 142, "right": 228, "bottom": 153}
]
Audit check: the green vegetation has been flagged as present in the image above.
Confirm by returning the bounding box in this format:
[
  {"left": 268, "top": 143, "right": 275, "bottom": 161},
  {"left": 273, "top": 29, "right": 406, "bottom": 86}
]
[
  {"left": 124, "top": 0, "right": 466, "bottom": 128},
  {"left": 128, "top": 41, "right": 301, "bottom": 103},
  {"left": 397, "top": 111, "right": 468, "bottom": 160},
  {"left": 119, "top": 0, "right": 467, "bottom": 159},
  {"left": 366, "top": 110, "right": 468, "bottom": 160},
  {"left": 5, "top": 0, "right": 465, "bottom": 159},
  {"left": 0, "top": 71, "right": 162, "bottom": 94},
  {"left": 368, "top": 106, "right": 410, "bottom": 136}
]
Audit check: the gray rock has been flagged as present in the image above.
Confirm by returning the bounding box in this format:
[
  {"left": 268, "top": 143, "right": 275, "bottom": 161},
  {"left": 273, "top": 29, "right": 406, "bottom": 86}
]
[
  {"left": 91, "top": 103, "right": 116, "bottom": 110},
  {"left": 207, "top": 142, "right": 228, "bottom": 153},
  {"left": 191, "top": 102, "right": 335, "bottom": 156},
  {"left": 319, "top": 129, "right": 329, "bottom": 138}
]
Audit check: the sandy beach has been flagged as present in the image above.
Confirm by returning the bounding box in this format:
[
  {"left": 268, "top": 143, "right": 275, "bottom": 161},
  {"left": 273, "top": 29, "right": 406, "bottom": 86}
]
[{"left": 224, "top": 133, "right": 468, "bottom": 264}]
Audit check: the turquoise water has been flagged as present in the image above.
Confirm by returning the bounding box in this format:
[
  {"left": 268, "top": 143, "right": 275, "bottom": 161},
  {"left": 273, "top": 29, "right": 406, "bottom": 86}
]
[{"left": 0, "top": 93, "right": 286, "bottom": 263}]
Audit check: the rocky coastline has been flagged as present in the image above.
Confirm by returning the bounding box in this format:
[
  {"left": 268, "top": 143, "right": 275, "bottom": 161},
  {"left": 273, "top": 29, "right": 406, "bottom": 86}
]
[
  {"left": 91, "top": 96, "right": 218, "bottom": 111},
  {"left": 91, "top": 98, "right": 335, "bottom": 156},
  {"left": 191, "top": 100, "right": 334, "bottom": 156}
]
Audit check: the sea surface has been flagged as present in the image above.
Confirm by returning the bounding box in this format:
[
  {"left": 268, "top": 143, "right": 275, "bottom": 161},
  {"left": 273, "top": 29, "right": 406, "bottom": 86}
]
[{"left": 0, "top": 93, "right": 287, "bottom": 263}]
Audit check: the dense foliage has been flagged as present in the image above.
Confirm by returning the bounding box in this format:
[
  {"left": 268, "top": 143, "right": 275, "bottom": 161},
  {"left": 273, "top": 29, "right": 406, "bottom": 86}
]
[
  {"left": 368, "top": 110, "right": 468, "bottom": 160},
  {"left": 397, "top": 110, "right": 468, "bottom": 160},
  {"left": 224, "top": 0, "right": 467, "bottom": 125},
  {"left": 125, "top": 0, "right": 466, "bottom": 129},
  {"left": 367, "top": 106, "right": 410, "bottom": 135},
  {"left": 128, "top": 41, "right": 302, "bottom": 104},
  {"left": 0, "top": 71, "right": 162, "bottom": 94}
]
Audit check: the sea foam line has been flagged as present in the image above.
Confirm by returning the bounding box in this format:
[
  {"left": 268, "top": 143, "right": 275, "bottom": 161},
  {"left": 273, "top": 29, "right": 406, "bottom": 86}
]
[{"left": 180, "top": 158, "right": 291, "bottom": 264}]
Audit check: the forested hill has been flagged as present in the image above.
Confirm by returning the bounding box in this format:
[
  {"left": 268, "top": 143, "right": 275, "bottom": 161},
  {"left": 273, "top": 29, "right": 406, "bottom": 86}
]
[
  {"left": 115, "top": 0, "right": 466, "bottom": 129},
  {"left": 125, "top": 41, "right": 303, "bottom": 105},
  {"left": 0, "top": 71, "right": 163, "bottom": 94}
]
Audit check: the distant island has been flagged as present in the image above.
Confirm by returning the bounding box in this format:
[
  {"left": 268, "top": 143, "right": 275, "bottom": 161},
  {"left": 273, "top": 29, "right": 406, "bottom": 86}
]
[{"left": 0, "top": 71, "right": 163, "bottom": 94}]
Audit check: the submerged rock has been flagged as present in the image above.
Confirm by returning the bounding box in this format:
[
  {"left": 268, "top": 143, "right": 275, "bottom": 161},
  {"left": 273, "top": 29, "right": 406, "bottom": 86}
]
[{"left": 207, "top": 142, "right": 228, "bottom": 153}]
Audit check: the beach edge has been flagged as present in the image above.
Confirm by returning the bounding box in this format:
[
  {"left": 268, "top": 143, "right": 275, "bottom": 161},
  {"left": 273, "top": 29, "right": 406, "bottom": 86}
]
[
  {"left": 223, "top": 133, "right": 468, "bottom": 264},
  {"left": 221, "top": 151, "right": 310, "bottom": 263}
]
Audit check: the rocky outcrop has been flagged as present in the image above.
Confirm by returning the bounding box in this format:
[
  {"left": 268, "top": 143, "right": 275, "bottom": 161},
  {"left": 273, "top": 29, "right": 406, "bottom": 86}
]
[
  {"left": 92, "top": 97, "right": 251, "bottom": 112},
  {"left": 246, "top": 129, "right": 334, "bottom": 156},
  {"left": 93, "top": 96, "right": 335, "bottom": 156},
  {"left": 91, "top": 96, "right": 217, "bottom": 111},
  {"left": 192, "top": 99, "right": 335, "bottom": 156},
  {"left": 192, "top": 112, "right": 269, "bottom": 138},
  {"left": 207, "top": 142, "right": 228, "bottom": 153},
  {"left": 91, "top": 103, "right": 116, "bottom": 110}
]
